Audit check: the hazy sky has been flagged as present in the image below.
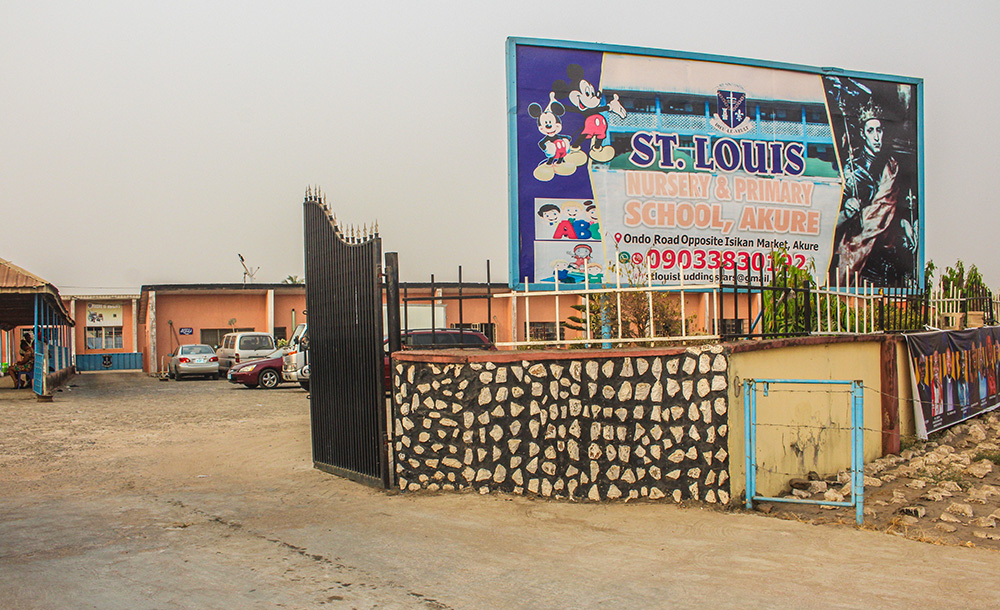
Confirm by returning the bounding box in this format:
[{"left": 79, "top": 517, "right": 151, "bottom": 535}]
[{"left": 3, "top": 1, "right": 998, "bottom": 292}]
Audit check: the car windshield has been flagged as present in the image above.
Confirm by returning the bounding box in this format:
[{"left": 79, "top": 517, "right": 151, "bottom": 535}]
[
  {"left": 180, "top": 345, "right": 214, "bottom": 355},
  {"left": 265, "top": 348, "right": 285, "bottom": 358}
]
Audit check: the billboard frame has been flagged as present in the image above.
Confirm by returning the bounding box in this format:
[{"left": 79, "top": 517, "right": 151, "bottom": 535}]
[{"left": 506, "top": 37, "right": 924, "bottom": 292}]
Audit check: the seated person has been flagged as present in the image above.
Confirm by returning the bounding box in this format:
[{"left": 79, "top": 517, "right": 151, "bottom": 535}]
[{"left": 7, "top": 340, "right": 34, "bottom": 389}]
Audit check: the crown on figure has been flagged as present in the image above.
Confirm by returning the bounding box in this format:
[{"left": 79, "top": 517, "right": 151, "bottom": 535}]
[{"left": 858, "top": 102, "right": 883, "bottom": 125}]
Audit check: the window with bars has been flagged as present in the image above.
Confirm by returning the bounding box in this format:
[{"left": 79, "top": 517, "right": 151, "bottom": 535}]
[{"left": 529, "top": 322, "right": 571, "bottom": 341}]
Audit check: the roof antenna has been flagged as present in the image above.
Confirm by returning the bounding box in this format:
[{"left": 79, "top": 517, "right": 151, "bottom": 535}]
[{"left": 238, "top": 253, "right": 259, "bottom": 284}]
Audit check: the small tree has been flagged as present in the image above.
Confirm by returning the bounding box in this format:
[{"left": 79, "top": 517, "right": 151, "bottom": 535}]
[
  {"left": 924, "top": 260, "right": 936, "bottom": 288},
  {"left": 942, "top": 260, "right": 966, "bottom": 293},
  {"left": 564, "top": 259, "right": 684, "bottom": 346},
  {"left": 966, "top": 265, "right": 987, "bottom": 294},
  {"left": 763, "top": 249, "right": 854, "bottom": 335},
  {"left": 762, "top": 249, "right": 815, "bottom": 336}
]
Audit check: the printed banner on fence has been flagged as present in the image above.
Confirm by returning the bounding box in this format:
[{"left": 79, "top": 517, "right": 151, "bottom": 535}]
[
  {"left": 905, "top": 327, "right": 1000, "bottom": 439},
  {"left": 508, "top": 39, "right": 923, "bottom": 290}
]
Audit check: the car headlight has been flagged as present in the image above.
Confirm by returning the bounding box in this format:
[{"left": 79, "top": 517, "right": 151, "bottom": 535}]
[{"left": 236, "top": 365, "right": 255, "bottom": 374}]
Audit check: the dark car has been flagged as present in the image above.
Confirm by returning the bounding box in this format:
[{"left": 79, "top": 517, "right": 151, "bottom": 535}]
[
  {"left": 384, "top": 329, "right": 495, "bottom": 389},
  {"left": 227, "top": 347, "right": 287, "bottom": 389}
]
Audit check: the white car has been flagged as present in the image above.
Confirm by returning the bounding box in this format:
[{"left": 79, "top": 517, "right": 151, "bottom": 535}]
[{"left": 169, "top": 344, "right": 220, "bottom": 380}]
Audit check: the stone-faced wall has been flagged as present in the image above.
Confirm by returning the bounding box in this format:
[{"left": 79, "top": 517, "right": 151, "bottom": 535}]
[{"left": 391, "top": 345, "right": 731, "bottom": 504}]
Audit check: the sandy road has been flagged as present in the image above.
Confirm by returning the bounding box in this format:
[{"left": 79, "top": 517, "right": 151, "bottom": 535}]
[{"left": 2, "top": 372, "right": 1000, "bottom": 610}]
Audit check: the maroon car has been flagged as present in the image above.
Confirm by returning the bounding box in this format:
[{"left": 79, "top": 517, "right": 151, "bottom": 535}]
[
  {"left": 384, "top": 329, "right": 495, "bottom": 389},
  {"left": 227, "top": 347, "right": 287, "bottom": 389}
]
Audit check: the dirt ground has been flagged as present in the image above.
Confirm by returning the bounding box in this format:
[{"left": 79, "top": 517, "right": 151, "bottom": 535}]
[
  {"left": 4, "top": 372, "right": 1000, "bottom": 610},
  {"left": 749, "top": 412, "right": 1000, "bottom": 550}
]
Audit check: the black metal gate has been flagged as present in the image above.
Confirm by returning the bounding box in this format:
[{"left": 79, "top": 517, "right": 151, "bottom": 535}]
[{"left": 303, "top": 190, "right": 390, "bottom": 487}]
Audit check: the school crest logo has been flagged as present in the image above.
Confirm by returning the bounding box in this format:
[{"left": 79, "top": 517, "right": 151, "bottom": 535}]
[{"left": 710, "top": 86, "right": 752, "bottom": 135}]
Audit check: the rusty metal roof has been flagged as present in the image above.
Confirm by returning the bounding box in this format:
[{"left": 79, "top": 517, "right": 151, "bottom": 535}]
[
  {"left": 0, "top": 258, "right": 50, "bottom": 291},
  {"left": 0, "top": 258, "right": 74, "bottom": 330}
]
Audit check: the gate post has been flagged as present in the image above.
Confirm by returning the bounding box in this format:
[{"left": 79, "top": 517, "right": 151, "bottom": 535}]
[{"left": 385, "top": 252, "right": 402, "bottom": 355}]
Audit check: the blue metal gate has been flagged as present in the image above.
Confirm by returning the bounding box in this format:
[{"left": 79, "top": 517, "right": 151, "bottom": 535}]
[
  {"left": 76, "top": 353, "right": 144, "bottom": 371},
  {"left": 743, "top": 378, "right": 865, "bottom": 525}
]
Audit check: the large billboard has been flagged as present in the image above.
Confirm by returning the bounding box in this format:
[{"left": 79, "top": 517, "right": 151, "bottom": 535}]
[{"left": 507, "top": 38, "right": 923, "bottom": 290}]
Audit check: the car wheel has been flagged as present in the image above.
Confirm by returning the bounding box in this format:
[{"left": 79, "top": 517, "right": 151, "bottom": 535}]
[
  {"left": 175, "top": 374, "right": 183, "bottom": 381},
  {"left": 299, "top": 381, "right": 309, "bottom": 391},
  {"left": 167, "top": 368, "right": 175, "bottom": 379},
  {"left": 259, "top": 369, "right": 280, "bottom": 389}
]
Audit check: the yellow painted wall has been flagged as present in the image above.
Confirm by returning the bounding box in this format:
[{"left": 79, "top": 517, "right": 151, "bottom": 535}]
[{"left": 727, "top": 340, "right": 885, "bottom": 498}]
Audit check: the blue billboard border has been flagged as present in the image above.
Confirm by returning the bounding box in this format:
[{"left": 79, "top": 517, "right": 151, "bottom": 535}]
[{"left": 506, "top": 37, "right": 925, "bottom": 292}]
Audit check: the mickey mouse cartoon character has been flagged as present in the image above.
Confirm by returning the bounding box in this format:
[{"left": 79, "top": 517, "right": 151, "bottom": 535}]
[
  {"left": 552, "top": 64, "right": 627, "bottom": 163},
  {"left": 528, "top": 93, "right": 576, "bottom": 182}
]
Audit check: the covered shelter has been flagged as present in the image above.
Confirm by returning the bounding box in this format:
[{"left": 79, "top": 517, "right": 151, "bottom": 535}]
[{"left": 0, "top": 258, "right": 74, "bottom": 395}]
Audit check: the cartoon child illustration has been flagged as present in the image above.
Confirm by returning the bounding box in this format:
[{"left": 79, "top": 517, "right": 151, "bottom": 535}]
[
  {"left": 568, "top": 244, "right": 593, "bottom": 271},
  {"left": 562, "top": 201, "right": 583, "bottom": 222},
  {"left": 552, "top": 64, "right": 627, "bottom": 163},
  {"left": 551, "top": 259, "right": 576, "bottom": 283},
  {"left": 584, "top": 201, "right": 601, "bottom": 240},
  {"left": 537, "top": 203, "right": 561, "bottom": 226},
  {"left": 528, "top": 94, "right": 576, "bottom": 182},
  {"left": 552, "top": 201, "right": 592, "bottom": 240}
]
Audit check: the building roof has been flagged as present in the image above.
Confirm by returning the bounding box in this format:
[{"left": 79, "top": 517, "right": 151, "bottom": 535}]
[
  {"left": 137, "top": 283, "right": 306, "bottom": 324},
  {"left": 0, "top": 258, "right": 74, "bottom": 330},
  {"left": 0, "top": 258, "right": 50, "bottom": 292},
  {"left": 63, "top": 294, "right": 141, "bottom": 301},
  {"left": 135, "top": 281, "right": 511, "bottom": 324}
]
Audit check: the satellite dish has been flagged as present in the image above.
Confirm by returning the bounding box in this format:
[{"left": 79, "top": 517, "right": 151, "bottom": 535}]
[{"left": 238, "top": 253, "right": 259, "bottom": 284}]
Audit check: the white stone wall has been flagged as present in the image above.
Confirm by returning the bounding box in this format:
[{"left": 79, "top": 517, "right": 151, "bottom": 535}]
[{"left": 392, "top": 345, "right": 730, "bottom": 503}]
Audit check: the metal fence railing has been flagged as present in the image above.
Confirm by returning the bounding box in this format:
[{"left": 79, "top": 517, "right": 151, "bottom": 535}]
[
  {"left": 497, "top": 259, "right": 938, "bottom": 349},
  {"left": 493, "top": 260, "right": 720, "bottom": 349},
  {"left": 396, "top": 262, "right": 499, "bottom": 343},
  {"left": 718, "top": 267, "right": 928, "bottom": 339},
  {"left": 928, "top": 282, "right": 997, "bottom": 328}
]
